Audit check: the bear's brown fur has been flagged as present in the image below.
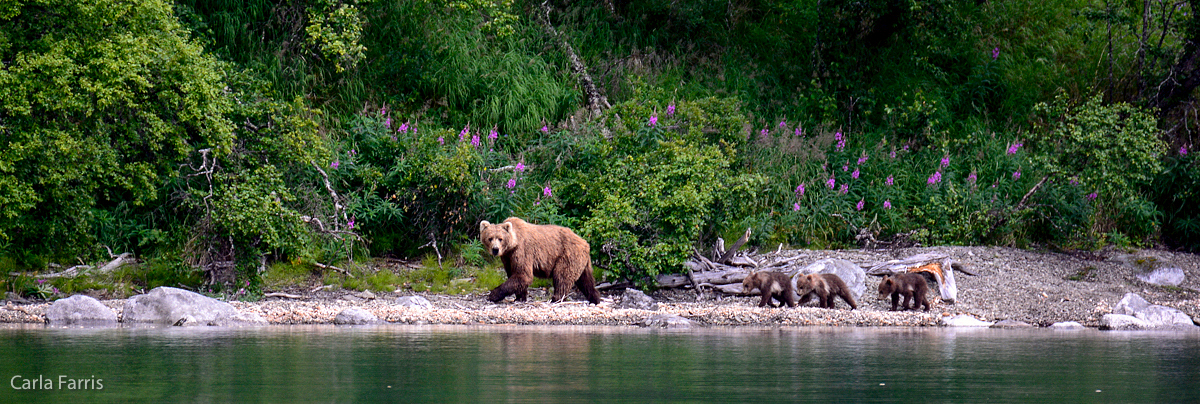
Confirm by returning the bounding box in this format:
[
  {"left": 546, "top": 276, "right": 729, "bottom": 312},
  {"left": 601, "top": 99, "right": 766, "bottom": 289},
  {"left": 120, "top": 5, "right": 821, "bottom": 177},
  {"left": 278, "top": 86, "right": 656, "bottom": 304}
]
[
  {"left": 742, "top": 271, "right": 797, "bottom": 308},
  {"left": 877, "top": 273, "right": 930, "bottom": 311},
  {"left": 479, "top": 217, "right": 601, "bottom": 304},
  {"left": 794, "top": 273, "right": 857, "bottom": 310}
]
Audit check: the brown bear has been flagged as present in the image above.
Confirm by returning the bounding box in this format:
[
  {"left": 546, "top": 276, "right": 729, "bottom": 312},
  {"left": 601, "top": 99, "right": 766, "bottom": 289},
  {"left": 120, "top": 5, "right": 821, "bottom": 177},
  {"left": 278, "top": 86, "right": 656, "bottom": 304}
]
[
  {"left": 794, "top": 273, "right": 857, "bottom": 310},
  {"left": 742, "top": 271, "right": 797, "bottom": 308},
  {"left": 479, "top": 217, "right": 601, "bottom": 304},
  {"left": 877, "top": 273, "right": 930, "bottom": 311}
]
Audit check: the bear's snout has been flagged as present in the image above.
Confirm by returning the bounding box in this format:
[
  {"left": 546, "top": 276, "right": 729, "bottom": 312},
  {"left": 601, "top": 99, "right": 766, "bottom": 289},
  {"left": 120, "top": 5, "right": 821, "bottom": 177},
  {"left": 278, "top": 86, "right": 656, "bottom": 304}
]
[{"left": 491, "top": 247, "right": 500, "bottom": 256}]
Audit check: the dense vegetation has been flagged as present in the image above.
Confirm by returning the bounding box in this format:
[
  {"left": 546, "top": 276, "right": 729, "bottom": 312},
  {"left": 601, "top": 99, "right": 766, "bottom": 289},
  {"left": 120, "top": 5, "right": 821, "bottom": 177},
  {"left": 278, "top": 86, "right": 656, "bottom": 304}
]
[{"left": 1, "top": 0, "right": 1198, "bottom": 296}]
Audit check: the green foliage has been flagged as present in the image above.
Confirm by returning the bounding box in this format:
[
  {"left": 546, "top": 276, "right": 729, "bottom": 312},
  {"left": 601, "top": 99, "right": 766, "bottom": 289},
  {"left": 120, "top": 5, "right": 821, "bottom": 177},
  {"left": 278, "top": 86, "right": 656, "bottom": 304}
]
[
  {"left": 1151, "top": 150, "right": 1200, "bottom": 251},
  {"left": 306, "top": 0, "right": 372, "bottom": 73},
  {"left": 0, "top": 0, "right": 233, "bottom": 257},
  {"left": 1031, "top": 94, "right": 1165, "bottom": 240}
]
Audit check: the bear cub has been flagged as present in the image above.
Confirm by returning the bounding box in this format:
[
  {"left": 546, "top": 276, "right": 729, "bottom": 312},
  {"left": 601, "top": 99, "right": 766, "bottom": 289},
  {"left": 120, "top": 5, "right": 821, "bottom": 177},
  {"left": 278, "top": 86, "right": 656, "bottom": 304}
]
[
  {"left": 877, "top": 272, "right": 930, "bottom": 311},
  {"left": 794, "top": 273, "right": 857, "bottom": 310},
  {"left": 741, "top": 271, "right": 797, "bottom": 308}
]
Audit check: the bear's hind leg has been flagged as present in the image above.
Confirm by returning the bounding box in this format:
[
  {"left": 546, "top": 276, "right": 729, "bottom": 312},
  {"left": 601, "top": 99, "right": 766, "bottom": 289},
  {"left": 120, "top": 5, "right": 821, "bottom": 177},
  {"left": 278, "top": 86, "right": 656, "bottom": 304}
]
[{"left": 574, "top": 268, "right": 601, "bottom": 305}]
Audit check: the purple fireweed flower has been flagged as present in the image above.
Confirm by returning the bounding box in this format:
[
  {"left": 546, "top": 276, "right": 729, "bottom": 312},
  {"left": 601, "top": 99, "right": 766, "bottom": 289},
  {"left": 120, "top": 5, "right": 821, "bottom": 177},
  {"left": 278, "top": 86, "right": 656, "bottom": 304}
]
[
  {"left": 1007, "top": 142, "right": 1023, "bottom": 155},
  {"left": 826, "top": 177, "right": 836, "bottom": 189},
  {"left": 1069, "top": 177, "right": 1079, "bottom": 186},
  {"left": 793, "top": 202, "right": 801, "bottom": 211},
  {"left": 506, "top": 178, "right": 517, "bottom": 189},
  {"left": 779, "top": 120, "right": 787, "bottom": 128},
  {"left": 331, "top": 160, "right": 339, "bottom": 169},
  {"left": 927, "top": 171, "right": 942, "bottom": 185},
  {"left": 437, "top": 136, "right": 444, "bottom": 145},
  {"left": 760, "top": 128, "right": 769, "bottom": 139},
  {"left": 883, "top": 199, "right": 892, "bottom": 210},
  {"left": 347, "top": 219, "right": 355, "bottom": 230},
  {"left": 1182, "top": 145, "right": 1189, "bottom": 156},
  {"left": 543, "top": 186, "right": 552, "bottom": 197},
  {"left": 835, "top": 131, "right": 843, "bottom": 142},
  {"left": 858, "top": 154, "right": 868, "bottom": 165},
  {"left": 515, "top": 162, "right": 526, "bottom": 172},
  {"left": 649, "top": 115, "right": 658, "bottom": 126},
  {"left": 384, "top": 117, "right": 391, "bottom": 129},
  {"left": 856, "top": 199, "right": 864, "bottom": 211},
  {"left": 795, "top": 126, "right": 803, "bottom": 137},
  {"left": 886, "top": 175, "right": 894, "bottom": 186},
  {"left": 795, "top": 183, "right": 805, "bottom": 196},
  {"left": 399, "top": 122, "right": 409, "bottom": 133},
  {"left": 839, "top": 184, "right": 849, "bottom": 194},
  {"left": 1013, "top": 170, "right": 1021, "bottom": 180},
  {"left": 1086, "top": 192, "right": 1098, "bottom": 201},
  {"left": 967, "top": 172, "right": 977, "bottom": 183},
  {"left": 843, "top": 164, "right": 849, "bottom": 172},
  {"left": 489, "top": 128, "right": 499, "bottom": 140},
  {"left": 471, "top": 134, "right": 480, "bottom": 147},
  {"left": 902, "top": 145, "right": 910, "bottom": 152},
  {"left": 460, "top": 125, "right": 470, "bottom": 141},
  {"left": 380, "top": 106, "right": 387, "bottom": 116},
  {"left": 667, "top": 104, "right": 675, "bottom": 115},
  {"left": 37, "top": 279, "right": 45, "bottom": 284},
  {"left": 541, "top": 125, "right": 549, "bottom": 133},
  {"left": 992, "top": 47, "right": 1000, "bottom": 60},
  {"left": 851, "top": 169, "right": 860, "bottom": 179},
  {"left": 940, "top": 156, "right": 950, "bottom": 168},
  {"left": 890, "top": 150, "right": 896, "bottom": 159}
]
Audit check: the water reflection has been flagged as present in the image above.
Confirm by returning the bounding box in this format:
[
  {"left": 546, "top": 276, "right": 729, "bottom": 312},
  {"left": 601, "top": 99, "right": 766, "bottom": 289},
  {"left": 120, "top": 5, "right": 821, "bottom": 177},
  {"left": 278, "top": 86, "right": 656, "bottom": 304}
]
[{"left": 0, "top": 324, "right": 1197, "bottom": 403}]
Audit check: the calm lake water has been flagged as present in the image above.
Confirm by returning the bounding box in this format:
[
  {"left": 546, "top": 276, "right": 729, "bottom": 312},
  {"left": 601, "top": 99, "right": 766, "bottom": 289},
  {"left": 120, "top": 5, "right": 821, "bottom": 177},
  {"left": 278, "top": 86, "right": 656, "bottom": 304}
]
[{"left": 1, "top": 324, "right": 1197, "bottom": 403}]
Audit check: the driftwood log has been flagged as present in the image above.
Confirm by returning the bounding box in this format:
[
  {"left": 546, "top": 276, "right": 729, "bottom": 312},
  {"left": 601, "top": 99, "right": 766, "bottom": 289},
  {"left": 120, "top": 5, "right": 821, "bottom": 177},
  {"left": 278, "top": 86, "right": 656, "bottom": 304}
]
[
  {"left": 864, "top": 253, "right": 975, "bottom": 304},
  {"left": 35, "top": 253, "right": 135, "bottom": 279}
]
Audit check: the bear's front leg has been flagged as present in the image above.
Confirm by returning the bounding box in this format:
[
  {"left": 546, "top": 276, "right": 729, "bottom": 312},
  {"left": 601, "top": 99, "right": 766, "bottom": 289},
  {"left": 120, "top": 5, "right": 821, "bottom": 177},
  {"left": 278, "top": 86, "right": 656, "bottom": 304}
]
[{"left": 488, "top": 277, "right": 531, "bottom": 303}]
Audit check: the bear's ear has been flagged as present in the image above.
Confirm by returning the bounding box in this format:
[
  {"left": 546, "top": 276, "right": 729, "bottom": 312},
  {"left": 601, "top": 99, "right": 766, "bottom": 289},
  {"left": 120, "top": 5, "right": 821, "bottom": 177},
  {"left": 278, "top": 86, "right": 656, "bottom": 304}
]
[
  {"left": 479, "top": 220, "right": 491, "bottom": 233},
  {"left": 501, "top": 222, "right": 513, "bottom": 233}
]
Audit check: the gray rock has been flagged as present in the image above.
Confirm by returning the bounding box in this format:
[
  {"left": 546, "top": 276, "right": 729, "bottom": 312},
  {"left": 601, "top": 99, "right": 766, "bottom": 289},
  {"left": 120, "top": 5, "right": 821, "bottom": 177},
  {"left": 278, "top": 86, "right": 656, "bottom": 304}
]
[
  {"left": 122, "top": 287, "right": 240, "bottom": 326},
  {"left": 941, "top": 315, "right": 994, "bottom": 327},
  {"left": 795, "top": 259, "right": 866, "bottom": 302},
  {"left": 213, "top": 312, "right": 268, "bottom": 326},
  {"left": 616, "top": 289, "right": 659, "bottom": 311},
  {"left": 45, "top": 295, "right": 117, "bottom": 325},
  {"left": 1134, "top": 305, "right": 1195, "bottom": 328},
  {"left": 334, "top": 307, "right": 380, "bottom": 325},
  {"left": 1100, "top": 314, "right": 1150, "bottom": 330},
  {"left": 1113, "top": 293, "right": 1150, "bottom": 316},
  {"left": 990, "top": 319, "right": 1034, "bottom": 328},
  {"left": 1135, "top": 266, "right": 1186, "bottom": 287},
  {"left": 395, "top": 295, "right": 435, "bottom": 309},
  {"left": 356, "top": 290, "right": 377, "bottom": 300},
  {"left": 1050, "top": 321, "right": 1085, "bottom": 329},
  {"left": 638, "top": 314, "right": 693, "bottom": 329}
]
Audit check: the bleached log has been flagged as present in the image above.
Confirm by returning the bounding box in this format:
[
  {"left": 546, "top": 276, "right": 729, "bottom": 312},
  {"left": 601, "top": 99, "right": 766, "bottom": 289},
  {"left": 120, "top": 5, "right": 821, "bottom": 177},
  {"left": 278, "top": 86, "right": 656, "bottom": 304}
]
[
  {"left": 311, "top": 262, "right": 355, "bottom": 278},
  {"left": 38, "top": 253, "right": 134, "bottom": 278},
  {"left": 717, "top": 228, "right": 752, "bottom": 264},
  {"left": 703, "top": 283, "right": 747, "bottom": 295},
  {"left": 657, "top": 266, "right": 752, "bottom": 288},
  {"left": 865, "top": 253, "right": 970, "bottom": 303},
  {"left": 264, "top": 292, "right": 304, "bottom": 299}
]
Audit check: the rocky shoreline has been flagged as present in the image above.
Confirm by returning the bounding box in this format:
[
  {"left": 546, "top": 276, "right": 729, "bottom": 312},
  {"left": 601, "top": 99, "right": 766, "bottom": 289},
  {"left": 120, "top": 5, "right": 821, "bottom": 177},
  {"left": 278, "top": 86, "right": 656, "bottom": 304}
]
[{"left": 3, "top": 246, "right": 1199, "bottom": 329}]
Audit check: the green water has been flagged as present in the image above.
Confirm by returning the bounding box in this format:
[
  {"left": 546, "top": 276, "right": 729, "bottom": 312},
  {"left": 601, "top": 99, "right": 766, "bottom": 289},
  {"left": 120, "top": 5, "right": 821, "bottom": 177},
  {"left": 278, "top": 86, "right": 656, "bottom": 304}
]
[{"left": 0, "top": 325, "right": 1197, "bottom": 403}]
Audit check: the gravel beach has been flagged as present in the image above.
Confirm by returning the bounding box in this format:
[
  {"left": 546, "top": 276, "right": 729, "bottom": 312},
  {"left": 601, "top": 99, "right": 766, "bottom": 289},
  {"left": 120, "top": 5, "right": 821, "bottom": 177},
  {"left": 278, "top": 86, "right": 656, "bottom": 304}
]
[{"left": 4, "top": 246, "right": 1198, "bottom": 328}]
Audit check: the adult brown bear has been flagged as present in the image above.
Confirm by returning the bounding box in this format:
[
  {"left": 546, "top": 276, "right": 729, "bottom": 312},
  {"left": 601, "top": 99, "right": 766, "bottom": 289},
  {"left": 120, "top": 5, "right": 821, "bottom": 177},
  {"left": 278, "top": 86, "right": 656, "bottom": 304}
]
[{"left": 479, "top": 217, "right": 601, "bottom": 304}]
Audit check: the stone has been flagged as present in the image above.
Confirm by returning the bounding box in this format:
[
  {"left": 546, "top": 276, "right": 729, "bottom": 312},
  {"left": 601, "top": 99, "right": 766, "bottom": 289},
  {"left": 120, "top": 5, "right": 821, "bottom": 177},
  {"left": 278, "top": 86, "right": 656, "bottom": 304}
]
[
  {"left": 795, "top": 259, "right": 866, "bottom": 302},
  {"left": 174, "top": 315, "right": 202, "bottom": 327},
  {"left": 990, "top": 319, "right": 1034, "bottom": 328},
  {"left": 940, "top": 315, "right": 994, "bottom": 327},
  {"left": 1100, "top": 314, "right": 1149, "bottom": 330},
  {"left": 214, "top": 312, "right": 268, "bottom": 326},
  {"left": 616, "top": 289, "right": 658, "bottom": 311},
  {"left": 1134, "top": 305, "right": 1195, "bottom": 329},
  {"left": 44, "top": 295, "right": 117, "bottom": 325},
  {"left": 395, "top": 295, "right": 435, "bottom": 309},
  {"left": 122, "top": 287, "right": 244, "bottom": 326},
  {"left": 1050, "top": 321, "right": 1085, "bottom": 329},
  {"left": 334, "top": 307, "right": 380, "bottom": 325},
  {"left": 638, "top": 314, "right": 693, "bottom": 329},
  {"left": 1113, "top": 293, "right": 1150, "bottom": 316},
  {"left": 356, "top": 290, "right": 377, "bottom": 300},
  {"left": 1135, "top": 266, "right": 1186, "bottom": 287}
]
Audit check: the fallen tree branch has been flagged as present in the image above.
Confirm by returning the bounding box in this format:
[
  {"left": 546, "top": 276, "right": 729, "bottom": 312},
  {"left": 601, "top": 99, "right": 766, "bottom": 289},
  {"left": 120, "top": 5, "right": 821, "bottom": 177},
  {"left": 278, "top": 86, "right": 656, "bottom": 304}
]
[
  {"left": 264, "top": 292, "right": 304, "bottom": 299},
  {"left": 310, "top": 262, "right": 354, "bottom": 278},
  {"left": 716, "top": 228, "right": 752, "bottom": 264},
  {"left": 537, "top": 0, "right": 610, "bottom": 117},
  {"left": 37, "top": 253, "right": 134, "bottom": 278}
]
